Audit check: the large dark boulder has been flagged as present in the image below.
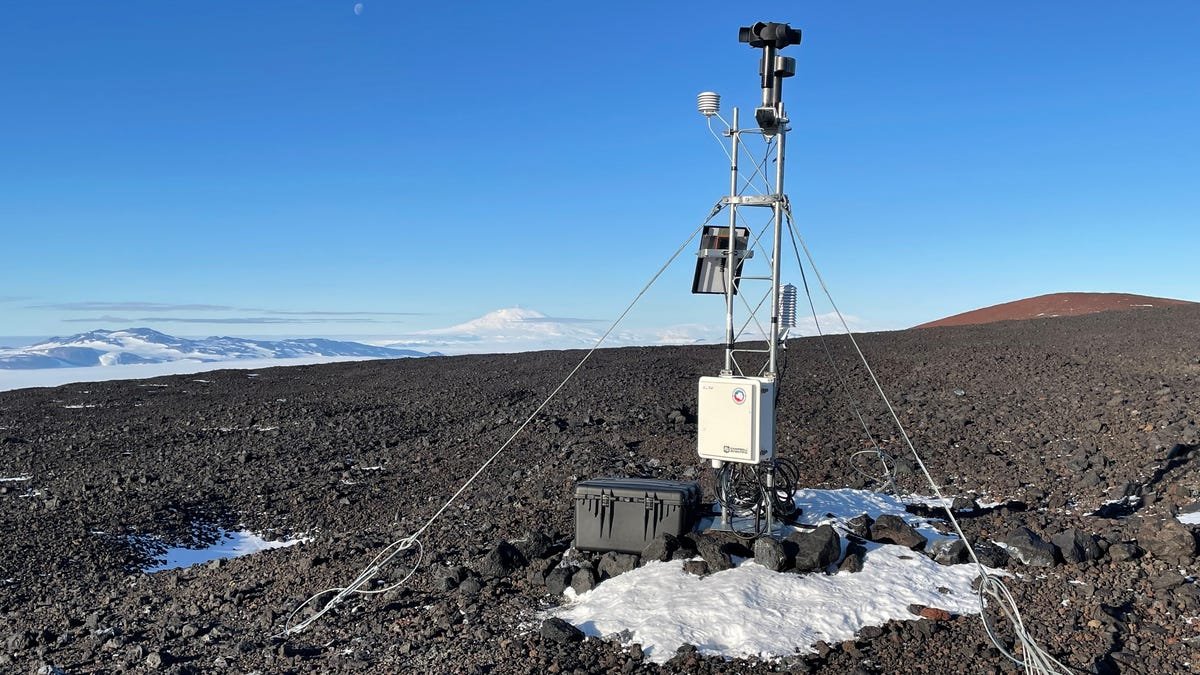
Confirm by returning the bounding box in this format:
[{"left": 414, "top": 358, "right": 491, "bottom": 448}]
[
  {"left": 570, "top": 567, "right": 597, "bottom": 594},
  {"left": 597, "top": 552, "right": 639, "bottom": 580},
  {"left": 476, "top": 541, "right": 527, "bottom": 579},
  {"left": 869, "top": 514, "right": 928, "bottom": 551},
  {"left": 844, "top": 513, "right": 874, "bottom": 539},
  {"left": 1139, "top": 518, "right": 1197, "bottom": 565},
  {"left": 514, "top": 529, "right": 555, "bottom": 561},
  {"left": 689, "top": 533, "right": 733, "bottom": 572},
  {"left": 1003, "top": 527, "right": 1057, "bottom": 567},
  {"left": 930, "top": 539, "right": 968, "bottom": 565},
  {"left": 788, "top": 524, "right": 841, "bottom": 572},
  {"left": 973, "top": 540, "right": 1009, "bottom": 568},
  {"left": 1051, "top": 528, "right": 1102, "bottom": 564},
  {"left": 544, "top": 567, "right": 572, "bottom": 596},
  {"left": 839, "top": 541, "right": 867, "bottom": 573},
  {"left": 1106, "top": 541, "right": 1142, "bottom": 562},
  {"left": 541, "top": 618, "right": 584, "bottom": 644},
  {"left": 753, "top": 536, "right": 786, "bottom": 572},
  {"left": 642, "top": 533, "right": 679, "bottom": 563}
]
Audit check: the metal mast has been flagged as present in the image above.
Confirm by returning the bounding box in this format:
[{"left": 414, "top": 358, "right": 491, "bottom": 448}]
[{"left": 694, "top": 22, "right": 801, "bottom": 535}]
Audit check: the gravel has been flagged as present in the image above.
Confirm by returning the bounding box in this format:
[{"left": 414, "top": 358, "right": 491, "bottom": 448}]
[{"left": 1, "top": 305, "right": 1199, "bottom": 672}]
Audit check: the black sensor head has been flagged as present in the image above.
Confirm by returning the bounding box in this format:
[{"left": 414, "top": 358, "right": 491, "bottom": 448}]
[{"left": 738, "top": 22, "right": 802, "bottom": 50}]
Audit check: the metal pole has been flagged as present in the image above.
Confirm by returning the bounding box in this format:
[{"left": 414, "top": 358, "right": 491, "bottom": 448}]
[
  {"left": 768, "top": 108, "right": 787, "bottom": 377},
  {"left": 724, "top": 108, "right": 740, "bottom": 375},
  {"left": 765, "top": 106, "right": 787, "bottom": 535}
]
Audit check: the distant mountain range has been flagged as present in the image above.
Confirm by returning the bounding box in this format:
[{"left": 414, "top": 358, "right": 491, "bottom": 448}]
[{"left": 0, "top": 328, "right": 433, "bottom": 370}]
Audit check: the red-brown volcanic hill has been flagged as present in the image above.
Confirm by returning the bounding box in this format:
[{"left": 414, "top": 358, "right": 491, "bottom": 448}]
[{"left": 915, "top": 292, "right": 1196, "bottom": 329}]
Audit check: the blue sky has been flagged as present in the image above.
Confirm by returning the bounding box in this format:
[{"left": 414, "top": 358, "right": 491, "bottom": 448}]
[{"left": 2, "top": 1, "right": 1197, "bottom": 338}]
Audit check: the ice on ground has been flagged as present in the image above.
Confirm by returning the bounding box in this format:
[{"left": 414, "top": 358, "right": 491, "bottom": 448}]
[
  {"left": 551, "top": 488, "right": 992, "bottom": 664},
  {"left": 140, "top": 530, "right": 307, "bottom": 572},
  {"left": 0, "top": 475, "right": 33, "bottom": 482}
]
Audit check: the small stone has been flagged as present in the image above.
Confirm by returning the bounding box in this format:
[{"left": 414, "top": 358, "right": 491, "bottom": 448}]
[
  {"left": 788, "top": 524, "right": 841, "bottom": 572},
  {"left": 476, "top": 541, "right": 527, "bottom": 579},
  {"left": 145, "top": 651, "right": 171, "bottom": 669},
  {"left": 859, "top": 625, "right": 883, "bottom": 639},
  {"left": 1002, "top": 527, "right": 1057, "bottom": 567},
  {"left": 919, "top": 607, "right": 952, "bottom": 621},
  {"left": 1051, "top": 528, "right": 1103, "bottom": 564},
  {"left": 545, "top": 567, "right": 572, "bottom": 596},
  {"left": 1150, "top": 572, "right": 1185, "bottom": 591},
  {"left": 845, "top": 514, "right": 874, "bottom": 539},
  {"left": 838, "top": 551, "right": 863, "bottom": 574},
  {"left": 642, "top": 534, "right": 678, "bottom": 563},
  {"left": 515, "top": 530, "right": 555, "bottom": 561},
  {"left": 458, "top": 577, "right": 482, "bottom": 595},
  {"left": 540, "top": 618, "right": 584, "bottom": 644},
  {"left": 1106, "top": 541, "right": 1142, "bottom": 562},
  {"left": 950, "top": 496, "right": 978, "bottom": 512},
  {"left": 753, "top": 536, "right": 786, "bottom": 572},
  {"left": 570, "top": 567, "right": 597, "bottom": 594},
  {"left": 869, "top": 515, "right": 927, "bottom": 551},
  {"left": 690, "top": 534, "right": 733, "bottom": 572},
  {"left": 681, "top": 560, "right": 709, "bottom": 576},
  {"left": 839, "top": 541, "right": 867, "bottom": 574},
  {"left": 1139, "top": 518, "right": 1197, "bottom": 564},
  {"left": 598, "top": 552, "right": 639, "bottom": 580},
  {"left": 931, "top": 539, "right": 967, "bottom": 565},
  {"left": 5, "top": 631, "right": 32, "bottom": 652}
]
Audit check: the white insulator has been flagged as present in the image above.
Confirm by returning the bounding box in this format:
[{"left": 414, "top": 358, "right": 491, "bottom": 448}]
[{"left": 697, "top": 91, "right": 721, "bottom": 117}]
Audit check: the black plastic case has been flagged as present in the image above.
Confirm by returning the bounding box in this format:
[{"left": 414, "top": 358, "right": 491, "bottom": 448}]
[{"left": 574, "top": 478, "right": 701, "bottom": 554}]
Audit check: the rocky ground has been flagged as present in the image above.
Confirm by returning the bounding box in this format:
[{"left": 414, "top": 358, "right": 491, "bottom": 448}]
[{"left": 1, "top": 305, "right": 1199, "bottom": 674}]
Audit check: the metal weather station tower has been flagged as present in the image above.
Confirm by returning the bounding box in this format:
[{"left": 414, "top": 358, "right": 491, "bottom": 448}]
[{"left": 693, "top": 21, "right": 802, "bottom": 535}]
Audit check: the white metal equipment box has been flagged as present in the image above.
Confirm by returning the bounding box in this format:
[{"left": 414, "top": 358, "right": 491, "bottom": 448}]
[{"left": 697, "top": 376, "right": 775, "bottom": 465}]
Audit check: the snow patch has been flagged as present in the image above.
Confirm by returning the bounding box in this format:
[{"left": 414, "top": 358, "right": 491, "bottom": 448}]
[
  {"left": 139, "top": 530, "right": 308, "bottom": 572},
  {"left": 1178, "top": 512, "right": 1200, "bottom": 526},
  {"left": 551, "top": 550, "right": 989, "bottom": 664},
  {"left": 550, "top": 488, "right": 992, "bottom": 664}
]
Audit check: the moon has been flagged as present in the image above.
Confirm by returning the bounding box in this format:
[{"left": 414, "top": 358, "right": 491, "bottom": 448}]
[{"left": 353, "top": 2, "right": 363, "bottom": 15}]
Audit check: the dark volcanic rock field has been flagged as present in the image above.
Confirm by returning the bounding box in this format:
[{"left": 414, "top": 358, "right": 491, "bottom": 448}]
[{"left": 2, "top": 305, "right": 1199, "bottom": 674}]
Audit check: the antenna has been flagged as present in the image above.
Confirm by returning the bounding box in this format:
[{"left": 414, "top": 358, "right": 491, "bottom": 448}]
[{"left": 693, "top": 21, "right": 801, "bottom": 535}]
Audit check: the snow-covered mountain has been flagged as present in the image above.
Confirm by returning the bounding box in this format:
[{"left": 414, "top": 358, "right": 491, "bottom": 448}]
[
  {"left": 420, "top": 307, "right": 601, "bottom": 345},
  {"left": 381, "top": 307, "right": 717, "bottom": 355},
  {"left": 0, "top": 328, "right": 431, "bottom": 370}
]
